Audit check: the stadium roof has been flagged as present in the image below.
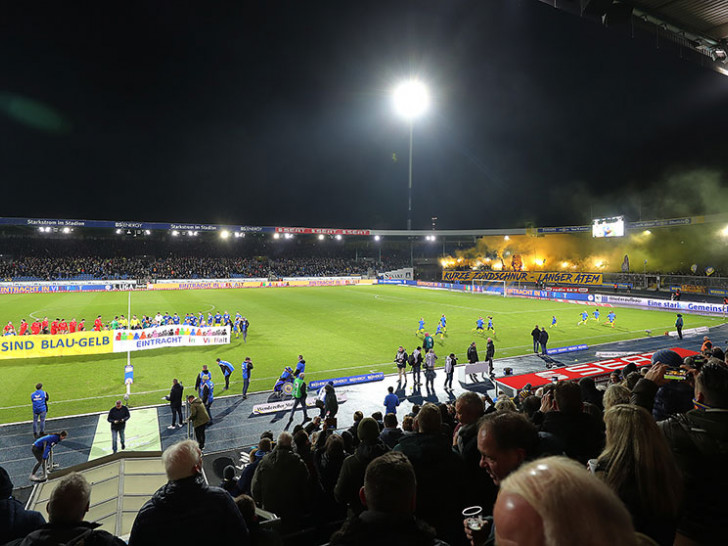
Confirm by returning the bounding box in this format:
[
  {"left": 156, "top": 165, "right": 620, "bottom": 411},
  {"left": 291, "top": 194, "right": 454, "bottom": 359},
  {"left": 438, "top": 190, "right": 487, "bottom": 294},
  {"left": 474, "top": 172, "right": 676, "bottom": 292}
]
[{"left": 537, "top": 0, "right": 728, "bottom": 75}]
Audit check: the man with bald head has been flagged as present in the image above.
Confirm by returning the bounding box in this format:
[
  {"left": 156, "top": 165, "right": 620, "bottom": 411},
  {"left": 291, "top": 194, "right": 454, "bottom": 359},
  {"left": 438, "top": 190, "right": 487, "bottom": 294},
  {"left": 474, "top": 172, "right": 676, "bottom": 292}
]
[{"left": 129, "top": 439, "right": 248, "bottom": 545}]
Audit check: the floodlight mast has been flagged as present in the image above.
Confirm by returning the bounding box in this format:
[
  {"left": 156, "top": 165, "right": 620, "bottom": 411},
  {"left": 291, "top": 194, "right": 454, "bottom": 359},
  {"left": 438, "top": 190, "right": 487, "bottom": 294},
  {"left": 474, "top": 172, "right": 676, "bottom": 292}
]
[{"left": 393, "top": 79, "right": 429, "bottom": 230}]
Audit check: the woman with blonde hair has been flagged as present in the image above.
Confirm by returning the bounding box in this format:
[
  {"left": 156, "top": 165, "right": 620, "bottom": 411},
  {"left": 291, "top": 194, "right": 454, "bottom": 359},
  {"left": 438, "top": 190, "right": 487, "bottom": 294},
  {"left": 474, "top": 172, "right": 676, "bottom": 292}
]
[
  {"left": 602, "top": 383, "right": 631, "bottom": 410},
  {"left": 592, "top": 404, "right": 682, "bottom": 546}
]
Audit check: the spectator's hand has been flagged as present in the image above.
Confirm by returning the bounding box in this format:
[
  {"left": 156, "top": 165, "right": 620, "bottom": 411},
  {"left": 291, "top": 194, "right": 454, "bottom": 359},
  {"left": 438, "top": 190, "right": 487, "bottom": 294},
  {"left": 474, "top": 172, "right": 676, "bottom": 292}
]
[
  {"left": 644, "top": 363, "right": 669, "bottom": 386},
  {"left": 463, "top": 516, "right": 492, "bottom": 546},
  {"left": 540, "top": 391, "right": 555, "bottom": 413}
]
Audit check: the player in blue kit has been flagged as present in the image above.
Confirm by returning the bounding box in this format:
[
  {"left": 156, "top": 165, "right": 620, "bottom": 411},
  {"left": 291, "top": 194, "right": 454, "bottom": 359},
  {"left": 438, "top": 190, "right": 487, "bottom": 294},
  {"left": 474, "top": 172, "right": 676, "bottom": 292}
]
[
  {"left": 550, "top": 315, "right": 557, "bottom": 328},
  {"left": 440, "top": 314, "right": 447, "bottom": 330},
  {"left": 417, "top": 318, "right": 425, "bottom": 335},
  {"left": 207, "top": 312, "right": 213, "bottom": 326},
  {"left": 233, "top": 316, "right": 242, "bottom": 339},
  {"left": 474, "top": 316, "right": 485, "bottom": 333},
  {"left": 592, "top": 309, "right": 600, "bottom": 322},
  {"left": 578, "top": 310, "right": 589, "bottom": 325},
  {"left": 607, "top": 311, "right": 616, "bottom": 328},
  {"left": 172, "top": 313, "right": 180, "bottom": 325},
  {"left": 223, "top": 311, "right": 230, "bottom": 324},
  {"left": 487, "top": 316, "right": 495, "bottom": 333},
  {"left": 214, "top": 311, "right": 223, "bottom": 325},
  {"left": 435, "top": 322, "right": 445, "bottom": 339}
]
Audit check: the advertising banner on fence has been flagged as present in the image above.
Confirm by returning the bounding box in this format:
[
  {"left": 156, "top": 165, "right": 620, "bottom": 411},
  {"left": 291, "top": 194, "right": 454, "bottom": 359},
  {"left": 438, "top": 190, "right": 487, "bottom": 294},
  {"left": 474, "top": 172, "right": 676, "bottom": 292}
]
[
  {"left": 0, "top": 331, "right": 113, "bottom": 360},
  {"left": 442, "top": 271, "right": 603, "bottom": 285},
  {"left": 112, "top": 326, "right": 230, "bottom": 353},
  {"left": 495, "top": 348, "right": 698, "bottom": 393}
]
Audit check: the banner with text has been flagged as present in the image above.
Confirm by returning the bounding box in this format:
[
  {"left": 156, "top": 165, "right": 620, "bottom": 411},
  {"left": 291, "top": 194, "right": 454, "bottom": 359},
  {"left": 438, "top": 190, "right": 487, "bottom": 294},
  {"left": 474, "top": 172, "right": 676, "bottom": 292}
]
[
  {"left": 0, "top": 331, "right": 113, "bottom": 360},
  {"left": 442, "top": 271, "right": 603, "bottom": 285},
  {"left": 112, "top": 326, "right": 230, "bottom": 353}
]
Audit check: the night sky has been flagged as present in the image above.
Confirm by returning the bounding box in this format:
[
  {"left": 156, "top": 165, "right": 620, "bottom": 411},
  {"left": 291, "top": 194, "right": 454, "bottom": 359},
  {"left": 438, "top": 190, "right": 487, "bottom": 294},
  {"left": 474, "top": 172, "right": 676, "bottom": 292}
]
[{"left": 3, "top": 0, "right": 728, "bottom": 231}]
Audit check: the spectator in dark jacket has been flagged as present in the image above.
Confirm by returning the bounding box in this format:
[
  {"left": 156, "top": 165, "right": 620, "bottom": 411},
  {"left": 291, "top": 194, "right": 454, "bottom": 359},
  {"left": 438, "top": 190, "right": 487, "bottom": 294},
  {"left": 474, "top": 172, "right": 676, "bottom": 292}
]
[
  {"left": 393, "top": 403, "right": 469, "bottom": 545},
  {"left": 313, "top": 432, "right": 348, "bottom": 521},
  {"left": 233, "top": 439, "right": 272, "bottom": 497},
  {"left": 7, "top": 472, "right": 125, "bottom": 546},
  {"left": 379, "top": 413, "right": 405, "bottom": 449},
  {"left": 530, "top": 325, "right": 540, "bottom": 353},
  {"left": 252, "top": 432, "right": 309, "bottom": 532},
  {"left": 166, "top": 378, "right": 184, "bottom": 429},
  {"left": 329, "top": 452, "right": 448, "bottom": 546},
  {"left": 535, "top": 380, "right": 604, "bottom": 464},
  {"left": 129, "top": 439, "right": 248, "bottom": 546},
  {"left": 334, "top": 418, "right": 389, "bottom": 517},
  {"left": 631, "top": 357, "right": 728, "bottom": 545},
  {"left": 0, "top": 466, "right": 45, "bottom": 545},
  {"left": 578, "top": 377, "right": 604, "bottom": 411}
]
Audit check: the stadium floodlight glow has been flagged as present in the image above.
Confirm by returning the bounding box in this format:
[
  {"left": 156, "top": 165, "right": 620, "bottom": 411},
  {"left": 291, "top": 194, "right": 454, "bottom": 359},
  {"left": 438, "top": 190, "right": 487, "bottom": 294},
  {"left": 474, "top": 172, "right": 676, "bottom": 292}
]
[
  {"left": 643, "top": 230, "right": 652, "bottom": 236},
  {"left": 273, "top": 233, "right": 280, "bottom": 239},
  {"left": 145, "top": 230, "right": 151, "bottom": 235},
  {"left": 115, "top": 229, "right": 122, "bottom": 235},
  {"left": 393, "top": 79, "right": 429, "bottom": 120},
  {"left": 504, "top": 235, "right": 510, "bottom": 241},
  {"left": 393, "top": 78, "right": 430, "bottom": 231},
  {"left": 318, "top": 234, "right": 325, "bottom": 240},
  {"left": 374, "top": 235, "right": 381, "bottom": 241},
  {"left": 171, "top": 230, "right": 179, "bottom": 237},
  {"left": 721, "top": 225, "right": 728, "bottom": 237},
  {"left": 62, "top": 227, "right": 71, "bottom": 234},
  {"left": 220, "top": 230, "right": 230, "bottom": 239},
  {"left": 284, "top": 233, "right": 293, "bottom": 239}
]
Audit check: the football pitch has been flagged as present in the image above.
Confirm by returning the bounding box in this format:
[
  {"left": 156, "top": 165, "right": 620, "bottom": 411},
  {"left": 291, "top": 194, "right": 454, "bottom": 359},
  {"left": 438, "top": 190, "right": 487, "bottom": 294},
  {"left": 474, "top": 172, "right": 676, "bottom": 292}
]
[{"left": 1, "top": 285, "right": 720, "bottom": 424}]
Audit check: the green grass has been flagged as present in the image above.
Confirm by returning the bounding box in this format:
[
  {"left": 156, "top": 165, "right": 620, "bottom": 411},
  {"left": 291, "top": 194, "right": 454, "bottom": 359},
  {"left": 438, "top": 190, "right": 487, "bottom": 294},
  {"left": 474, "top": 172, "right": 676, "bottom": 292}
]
[{"left": 1, "top": 285, "right": 721, "bottom": 423}]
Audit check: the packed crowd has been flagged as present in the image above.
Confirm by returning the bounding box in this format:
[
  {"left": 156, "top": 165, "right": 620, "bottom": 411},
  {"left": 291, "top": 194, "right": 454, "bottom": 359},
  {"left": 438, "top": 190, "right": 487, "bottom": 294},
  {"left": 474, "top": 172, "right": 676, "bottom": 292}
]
[
  {"left": 4, "top": 338, "right": 726, "bottom": 546},
  {"left": 0, "top": 255, "right": 406, "bottom": 281}
]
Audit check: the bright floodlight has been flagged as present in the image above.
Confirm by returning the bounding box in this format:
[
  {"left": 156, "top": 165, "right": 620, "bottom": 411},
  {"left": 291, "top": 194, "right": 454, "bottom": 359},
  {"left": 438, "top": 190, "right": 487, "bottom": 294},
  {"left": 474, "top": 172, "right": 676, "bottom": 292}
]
[
  {"left": 220, "top": 230, "right": 230, "bottom": 239},
  {"left": 393, "top": 79, "right": 429, "bottom": 120}
]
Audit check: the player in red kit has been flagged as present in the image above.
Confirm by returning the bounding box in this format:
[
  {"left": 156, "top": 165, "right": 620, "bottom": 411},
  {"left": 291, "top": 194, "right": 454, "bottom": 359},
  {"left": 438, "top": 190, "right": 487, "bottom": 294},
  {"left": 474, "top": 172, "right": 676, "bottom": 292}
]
[
  {"left": 58, "top": 319, "right": 68, "bottom": 334},
  {"left": 69, "top": 318, "right": 77, "bottom": 333},
  {"left": 18, "top": 319, "right": 28, "bottom": 336},
  {"left": 31, "top": 320, "right": 41, "bottom": 335},
  {"left": 3, "top": 322, "right": 15, "bottom": 335},
  {"left": 77, "top": 319, "right": 85, "bottom": 331},
  {"left": 50, "top": 319, "right": 59, "bottom": 335},
  {"left": 41, "top": 317, "right": 49, "bottom": 334},
  {"left": 94, "top": 315, "right": 103, "bottom": 332}
]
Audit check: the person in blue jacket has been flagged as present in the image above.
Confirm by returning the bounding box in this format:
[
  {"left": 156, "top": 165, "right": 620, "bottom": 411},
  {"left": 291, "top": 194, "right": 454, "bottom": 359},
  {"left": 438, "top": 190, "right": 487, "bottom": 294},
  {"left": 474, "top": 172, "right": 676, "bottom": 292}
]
[
  {"left": 241, "top": 357, "right": 253, "bottom": 399},
  {"left": 294, "top": 355, "right": 306, "bottom": 377},
  {"left": 30, "top": 431, "right": 67, "bottom": 481},
  {"left": 31, "top": 383, "right": 49, "bottom": 438},
  {"left": 384, "top": 386, "right": 400, "bottom": 415},
  {"left": 200, "top": 376, "right": 214, "bottom": 419},
  {"left": 217, "top": 358, "right": 235, "bottom": 390}
]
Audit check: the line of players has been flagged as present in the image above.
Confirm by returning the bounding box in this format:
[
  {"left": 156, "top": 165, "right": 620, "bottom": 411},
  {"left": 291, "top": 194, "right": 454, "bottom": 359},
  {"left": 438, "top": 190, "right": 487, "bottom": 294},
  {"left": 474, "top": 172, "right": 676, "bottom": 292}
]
[
  {"left": 2, "top": 310, "right": 251, "bottom": 339},
  {"left": 578, "top": 308, "right": 617, "bottom": 328},
  {"left": 416, "top": 314, "right": 497, "bottom": 339}
]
